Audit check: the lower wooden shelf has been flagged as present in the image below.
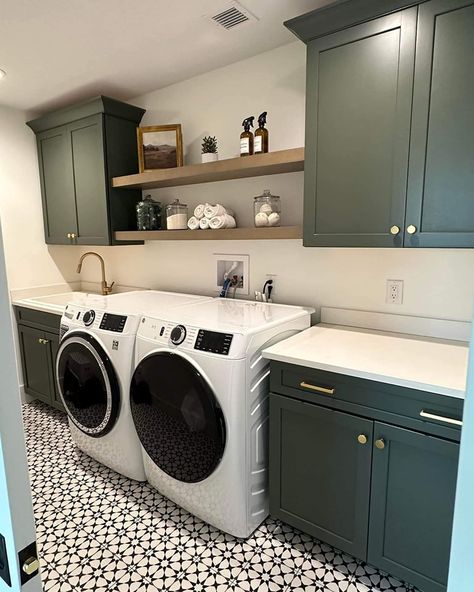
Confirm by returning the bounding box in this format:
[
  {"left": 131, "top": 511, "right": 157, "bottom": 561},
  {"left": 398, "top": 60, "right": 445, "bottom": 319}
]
[{"left": 115, "top": 226, "right": 302, "bottom": 241}]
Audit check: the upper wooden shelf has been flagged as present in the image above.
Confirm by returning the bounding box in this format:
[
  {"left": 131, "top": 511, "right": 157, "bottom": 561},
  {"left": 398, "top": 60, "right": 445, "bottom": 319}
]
[{"left": 112, "top": 147, "right": 304, "bottom": 190}]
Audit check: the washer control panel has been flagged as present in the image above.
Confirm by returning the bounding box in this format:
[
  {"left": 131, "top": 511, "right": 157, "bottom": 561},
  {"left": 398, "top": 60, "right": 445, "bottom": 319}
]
[
  {"left": 99, "top": 313, "right": 127, "bottom": 333},
  {"left": 194, "top": 330, "right": 233, "bottom": 356}
]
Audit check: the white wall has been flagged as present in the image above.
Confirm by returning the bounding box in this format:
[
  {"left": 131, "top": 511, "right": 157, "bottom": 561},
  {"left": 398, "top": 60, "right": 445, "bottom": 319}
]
[
  {"left": 0, "top": 105, "right": 77, "bottom": 292},
  {"left": 74, "top": 42, "right": 474, "bottom": 322}
]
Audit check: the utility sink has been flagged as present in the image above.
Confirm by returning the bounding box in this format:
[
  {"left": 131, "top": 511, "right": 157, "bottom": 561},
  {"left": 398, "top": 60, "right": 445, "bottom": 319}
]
[{"left": 16, "top": 291, "right": 107, "bottom": 315}]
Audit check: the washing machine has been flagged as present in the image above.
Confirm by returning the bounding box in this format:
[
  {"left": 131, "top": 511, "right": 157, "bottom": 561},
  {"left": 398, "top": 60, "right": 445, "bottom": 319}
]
[
  {"left": 130, "top": 298, "right": 312, "bottom": 536},
  {"left": 56, "top": 290, "right": 210, "bottom": 481}
]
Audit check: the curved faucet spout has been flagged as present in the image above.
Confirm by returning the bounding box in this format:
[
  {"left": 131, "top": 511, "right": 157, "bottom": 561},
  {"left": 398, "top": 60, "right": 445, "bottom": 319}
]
[{"left": 76, "top": 252, "right": 114, "bottom": 296}]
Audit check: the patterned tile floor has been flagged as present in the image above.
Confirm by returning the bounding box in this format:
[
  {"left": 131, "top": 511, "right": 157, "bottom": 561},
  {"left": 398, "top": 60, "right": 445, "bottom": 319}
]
[{"left": 23, "top": 401, "right": 418, "bottom": 592}]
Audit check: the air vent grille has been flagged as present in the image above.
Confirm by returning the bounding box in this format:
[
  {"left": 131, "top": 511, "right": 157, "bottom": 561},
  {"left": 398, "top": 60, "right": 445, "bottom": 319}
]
[{"left": 212, "top": 6, "right": 250, "bottom": 29}]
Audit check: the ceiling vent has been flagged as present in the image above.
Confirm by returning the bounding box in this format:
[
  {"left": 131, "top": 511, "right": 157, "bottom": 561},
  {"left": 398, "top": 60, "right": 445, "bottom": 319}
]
[{"left": 209, "top": 2, "right": 258, "bottom": 30}]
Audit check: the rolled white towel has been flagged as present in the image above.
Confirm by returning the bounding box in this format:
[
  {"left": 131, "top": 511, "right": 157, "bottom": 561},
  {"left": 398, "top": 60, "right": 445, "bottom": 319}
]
[
  {"left": 187, "top": 216, "right": 200, "bottom": 230},
  {"left": 204, "top": 203, "right": 228, "bottom": 219},
  {"left": 268, "top": 212, "right": 281, "bottom": 227},
  {"left": 199, "top": 217, "right": 210, "bottom": 230},
  {"left": 194, "top": 204, "right": 207, "bottom": 220},
  {"left": 209, "top": 214, "right": 236, "bottom": 230}
]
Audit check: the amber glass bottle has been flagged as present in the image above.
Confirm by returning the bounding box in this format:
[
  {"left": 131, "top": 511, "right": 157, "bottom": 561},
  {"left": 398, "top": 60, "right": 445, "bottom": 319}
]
[
  {"left": 240, "top": 116, "right": 254, "bottom": 157},
  {"left": 254, "top": 111, "right": 268, "bottom": 154}
]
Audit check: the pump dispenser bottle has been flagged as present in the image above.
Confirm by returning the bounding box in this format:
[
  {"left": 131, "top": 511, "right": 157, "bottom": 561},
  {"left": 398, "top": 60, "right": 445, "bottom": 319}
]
[
  {"left": 254, "top": 111, "right": 269, "bottom": 154},
  {"left": 240, "top": 116, "right": 254, "bottom": 157}
]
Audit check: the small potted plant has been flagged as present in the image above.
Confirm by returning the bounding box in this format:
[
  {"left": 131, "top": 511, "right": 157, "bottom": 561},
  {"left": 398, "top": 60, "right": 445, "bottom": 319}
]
[{"left": 201, "top": 136, "right": 218, "bottom": 163}]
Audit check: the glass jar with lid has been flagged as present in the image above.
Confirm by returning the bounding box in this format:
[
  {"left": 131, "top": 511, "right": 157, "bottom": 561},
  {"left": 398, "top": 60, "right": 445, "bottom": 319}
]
[
  {"left": 166, "top": 199, "right": 188, "bottom": 230},
  {"left": 254, "top": 189, "right": 281, "bottom": 227},
  {"left": 136, "top": 195, "right": 162, "bottom": 231}
]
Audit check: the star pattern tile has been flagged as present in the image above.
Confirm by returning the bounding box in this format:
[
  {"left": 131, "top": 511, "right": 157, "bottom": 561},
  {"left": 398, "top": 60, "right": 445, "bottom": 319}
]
[{"left": 23, "top": 401, "right": 419, "bottom": 592}]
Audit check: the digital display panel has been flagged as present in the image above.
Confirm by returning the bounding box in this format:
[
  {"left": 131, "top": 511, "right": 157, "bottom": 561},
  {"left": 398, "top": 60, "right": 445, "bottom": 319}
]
[
  {"left": 99, "top": 313, "right": 127, "bottom": 333},
  {"left": 194, "top": 330, "right": 233, "bottom": 355}
]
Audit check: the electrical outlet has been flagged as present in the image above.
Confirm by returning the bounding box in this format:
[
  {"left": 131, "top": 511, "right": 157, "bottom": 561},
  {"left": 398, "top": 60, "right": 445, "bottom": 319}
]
[{"left": 386, "top": 279, "right": 403, "bottom": 305}]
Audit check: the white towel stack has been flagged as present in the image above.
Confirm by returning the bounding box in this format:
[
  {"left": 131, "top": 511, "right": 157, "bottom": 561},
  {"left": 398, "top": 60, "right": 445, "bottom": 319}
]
[{"left": 187, "top": 203, "right": 236, "bottom": 230}]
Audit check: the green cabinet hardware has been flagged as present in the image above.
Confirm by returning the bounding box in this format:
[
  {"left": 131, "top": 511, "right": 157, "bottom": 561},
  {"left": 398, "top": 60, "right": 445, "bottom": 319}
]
[
  {"left": 269, "top": 361, "right": 462, "bottom": 592},
  {"left": 15, "top": 307, "right": 64, "bottom": 411},
  {"left": 27, "top": 96, "right": 145, "bottom": 246},
  {"left": 290, "top": 0, "right": 474, "bottom": 248},
  {"left": 405, "top": 0, "right": 474, "bottom": 247},
  {"left": 369, "top": 422, "right": 459, "bottom": 592},
  {"left": 270, "top": 394, "right": 373, "bottom": 558}
]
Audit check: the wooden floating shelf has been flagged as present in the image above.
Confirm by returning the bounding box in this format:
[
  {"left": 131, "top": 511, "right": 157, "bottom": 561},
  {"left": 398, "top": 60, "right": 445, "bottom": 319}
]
[
  {"left": 112, "top": 148, "right": 304, "bottom": 190},
  {"left": 115, "top": 226, "right": 302, "bottom": 241}
]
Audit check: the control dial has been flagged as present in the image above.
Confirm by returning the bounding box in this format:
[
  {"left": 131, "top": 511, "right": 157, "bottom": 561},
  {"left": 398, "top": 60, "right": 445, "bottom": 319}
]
[
  {"left": 83, "top": 310, "right": 95, "bottom": 326},
  {"left": 170, "top": 325, "right": 187, "bottom": 345}
]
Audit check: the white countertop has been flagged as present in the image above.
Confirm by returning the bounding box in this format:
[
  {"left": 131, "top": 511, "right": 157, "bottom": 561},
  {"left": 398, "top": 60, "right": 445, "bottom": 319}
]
[
  {"left": 263, "top": 324, "right": 468, "bottom": 399},
  {"left": 12, "top": 291, "right": 109, "bottom": 315}
]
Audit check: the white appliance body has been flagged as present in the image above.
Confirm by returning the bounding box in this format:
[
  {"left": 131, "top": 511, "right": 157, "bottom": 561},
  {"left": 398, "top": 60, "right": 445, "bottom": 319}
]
[
  {"left": 57, "top": 291, "right": 211, "bottom": 481},
  {"left": 132, "top": 300, "right": 312, "bottom": 536}
]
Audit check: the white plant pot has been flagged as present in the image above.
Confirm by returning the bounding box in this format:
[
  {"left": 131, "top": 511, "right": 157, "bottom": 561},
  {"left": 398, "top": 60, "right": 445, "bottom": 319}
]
[{"left": 202, "top": 152, "right": 218, "bottom": 163}]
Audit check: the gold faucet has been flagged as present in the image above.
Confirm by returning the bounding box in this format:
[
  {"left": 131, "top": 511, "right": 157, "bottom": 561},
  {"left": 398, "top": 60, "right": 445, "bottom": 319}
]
[{"left": 76, "top": 252, "right": 115, "bottom": 296}]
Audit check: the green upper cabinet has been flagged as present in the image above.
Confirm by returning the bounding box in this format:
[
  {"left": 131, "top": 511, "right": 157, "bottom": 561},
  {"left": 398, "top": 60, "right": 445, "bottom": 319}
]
[
  {"left": 368, "top": 422, "right": 459, "bottom": 592},
  {"left": 28, "top": 96, "right": 145, "bottom": 246},
  {"left": 303, "top": 9, "right": 416, "bottom": 247},
  {"left": 405, "top": 0, "right": 474, "bottom": 247},
  {"left": 288, "top": 0, "right": 474, "bottom": 248}
]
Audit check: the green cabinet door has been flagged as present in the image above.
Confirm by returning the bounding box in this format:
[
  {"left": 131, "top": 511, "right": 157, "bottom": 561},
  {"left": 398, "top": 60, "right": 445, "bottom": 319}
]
[
  {"left": 368, "top": 422, "right": 459, "bottom": 592},
  {"left": 37, "top": 127, "right": 77, "bottom": 244},
  {"left": 303, "top": 8, "right": 416, "bottom": 247},
  {"left": 18, "top": 325, "right": 53, "bottom": 404},
  {"left": 69, "top": 115, "right": 110, "bottom": 245},
  {"left": 405, "top": 0, "right": 474, "bottom": 247},
  {"left": 269, "top": 394, "right": 373, "bottom": 559}
]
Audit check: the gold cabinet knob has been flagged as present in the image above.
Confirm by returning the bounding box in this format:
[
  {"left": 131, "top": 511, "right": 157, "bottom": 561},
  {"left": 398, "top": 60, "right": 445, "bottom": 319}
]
[
  {"left": 375, "top": 438, "right": 386, "bottom": 450},
  {"left": 22, "top": 556, "right": 39, "bottom": 575},
  {"left": 357, "top": 434, "right": 368, "bottom": 445},
  {"left": 71, "top": 233, "right": 76, "bottom": 239},
  {"left": 390, "top": 225, "right": 400, "bottom": 236},
  {"left": 406, "top": 225, "right": 417, "bottom": 235},
  {"left": 67, "top": 233, "right": 72, "bottom": 239}
]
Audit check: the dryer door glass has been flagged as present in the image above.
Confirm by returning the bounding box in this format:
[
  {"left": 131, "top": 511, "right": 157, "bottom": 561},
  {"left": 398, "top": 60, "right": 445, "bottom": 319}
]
[
  {"left": 130, "top": 351, "right": 226, "bottom": 483},
  {"left": 56, "top": 333, "right": 120, "bottom": 437}
]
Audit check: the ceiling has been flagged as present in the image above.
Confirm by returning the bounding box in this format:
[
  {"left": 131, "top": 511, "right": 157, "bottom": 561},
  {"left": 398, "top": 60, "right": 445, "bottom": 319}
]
[{"left": 0, "top": 0, "right": 329, "bottom": 115}]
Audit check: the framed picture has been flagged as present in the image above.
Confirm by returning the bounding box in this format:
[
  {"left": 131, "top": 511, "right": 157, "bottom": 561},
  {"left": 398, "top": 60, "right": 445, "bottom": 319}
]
[{"left": 137, "top": 124, "right": 183, "bottom": 172}]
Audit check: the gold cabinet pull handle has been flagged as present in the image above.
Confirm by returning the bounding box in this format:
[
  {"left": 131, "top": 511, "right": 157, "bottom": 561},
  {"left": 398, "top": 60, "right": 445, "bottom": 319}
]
[
  {"left": 299, "top": 381, "right": 335, "bottom": 395},
  {"left": 38, "top": 338, "right": 49, "bottom": 345},
  {"left": 407, "top": 224, "right": 417, "bottom": 235},
  {"left": 375, "top": 438, "right": 386, "bottom": 450},
  {"left": 390, "top": 225, "right": 400, "bottom": 235},
  {"left": 357, "top": 434, "right": 368, "bottom": 445},
  {"left": 420, "top": 410, "right": 463, "bottom": 427},
  {"left": 22, "top": 556, "right": 39, "bottom": 575}
]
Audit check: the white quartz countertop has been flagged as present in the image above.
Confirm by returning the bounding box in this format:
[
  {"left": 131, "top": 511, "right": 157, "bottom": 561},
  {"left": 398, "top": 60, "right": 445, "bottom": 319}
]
[
  {"left": 263, "top": 324, "right": 469, "bottom": 399},
  {"left": 12, "top": 291, "right": 109, "bottom": 315}
]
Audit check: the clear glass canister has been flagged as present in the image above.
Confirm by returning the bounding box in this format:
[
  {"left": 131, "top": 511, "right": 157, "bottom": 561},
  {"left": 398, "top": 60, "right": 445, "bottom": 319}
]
[
  {"left": 166, "top": 199, "right": 188, "bottom": 230},
  {"left": 136, "top": 195, "right": 162, "bottom": 231},
  {"left": 254, "top": 189, "right": 281, "bottom": 227}
]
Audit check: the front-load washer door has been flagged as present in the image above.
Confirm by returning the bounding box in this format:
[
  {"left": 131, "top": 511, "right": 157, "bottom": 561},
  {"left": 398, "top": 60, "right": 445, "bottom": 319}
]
[
  {"left": 130, "top": 351, "right": 226, "bottom": 483},
  {"left": 56, "top": 332, "right": 120, "bottom": 437}
]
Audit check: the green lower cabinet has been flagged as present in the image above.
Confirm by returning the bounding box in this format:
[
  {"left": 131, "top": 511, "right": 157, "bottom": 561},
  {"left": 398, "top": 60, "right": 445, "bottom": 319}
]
[
  {"left": 16, "top": 309, "right": 64, "bottom": 411},
  {"left": 18, "top": 325, "right": 53, "bottom": 404},
  {"left": 368, "top": 422, "right": 459, "bottom": 592},
  {"left": 269, "top": 394, "right": 373, "bottom": 559}
]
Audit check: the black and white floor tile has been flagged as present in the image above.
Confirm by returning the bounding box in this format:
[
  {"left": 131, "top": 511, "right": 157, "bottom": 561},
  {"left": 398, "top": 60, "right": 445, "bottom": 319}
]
[{"left": 23, "top": 401, "right": 418, "bottom": 592}]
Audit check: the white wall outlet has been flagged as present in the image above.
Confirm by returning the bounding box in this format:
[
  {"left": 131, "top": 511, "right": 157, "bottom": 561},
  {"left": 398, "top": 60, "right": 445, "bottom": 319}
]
[
  {"left": 214, "top": 253, "right": 249, "bottom": 296},
  {"left": 386, "top": 279, "right": 404, "bottom": 305}
]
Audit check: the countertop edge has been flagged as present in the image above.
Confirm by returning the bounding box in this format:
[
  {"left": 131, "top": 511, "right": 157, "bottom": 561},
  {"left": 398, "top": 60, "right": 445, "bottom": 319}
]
[{"left": 263, "top": 351, "right": 466, "bottom": 400}]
